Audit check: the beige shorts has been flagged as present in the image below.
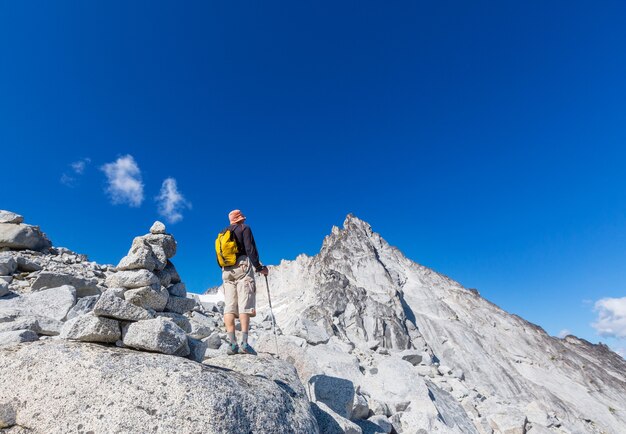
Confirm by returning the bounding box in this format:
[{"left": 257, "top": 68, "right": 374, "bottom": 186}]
[{"left": 222, "top": 256, "right": 256, "bottom": 317}]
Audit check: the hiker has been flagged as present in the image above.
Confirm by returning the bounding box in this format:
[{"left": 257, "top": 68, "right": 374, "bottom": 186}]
[{"left": 218, "top": 209, "right": 268, "bottom": 354}]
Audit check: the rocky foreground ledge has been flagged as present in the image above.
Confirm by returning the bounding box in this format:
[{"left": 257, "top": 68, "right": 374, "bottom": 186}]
[{"left": 0, "top": 340, "right": 317, "bottom": 433}]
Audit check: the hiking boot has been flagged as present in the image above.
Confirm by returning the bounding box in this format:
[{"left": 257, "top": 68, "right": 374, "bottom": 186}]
[
  {"left": 239, "top": 343, "right": 257, "bottom": 355},
  {"left": 227, "top": 342, "right": 239, "bottom": 355}
]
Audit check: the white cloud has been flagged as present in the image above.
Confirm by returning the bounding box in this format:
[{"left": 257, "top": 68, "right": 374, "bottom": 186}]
[
  {"left": 71, "top": 158, "right": 91, "bottom": 174},
  {"left": 156, "top": 177, "right": 191, "bottom": 224},
  {"left": 101, "top": 155, "right": 144, "bottom": 207},
  {"left": 60, "top": 158, "right": 91, "bottom": 187},
  {"left": 557, "top": 329, "right": 571, "bottom": 339},
  {"left": 592, "top": 296, "right": 626, "bottom": 339}
]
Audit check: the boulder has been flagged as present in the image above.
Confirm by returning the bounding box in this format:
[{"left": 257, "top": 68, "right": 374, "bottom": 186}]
[
  {"left": 0, "top": 254, "right": 17, "bottom": 275},
  {"left": 167, "top": 282, "right": 187, "bottom": 297},
  {"left": 31, "top": 271, "right": 101, "bottom": 297},
  {"left": 0, "top": 285, "right": 76, "bottom": 321},
  {"left": 150, "top": 221, "right": 166, "bottom": 234},
  {"left": 122, "top": 317, "right": 189, "bottom": 356},
  {"left": 116, "top": 238, "right": 161, "bottom": 272},
  {"left": 0, "top": 223, "right": 51, "bottom": 251},
  {"left": 0, "top": 210, "right": 24, "bottom": 224},
  {"left": 93, "top": 290, "right": 153, "bottom": 321},
  {"left": 0, "top": 340, "right": 318, "bottom": 433},
  {"left": 66, "top": 295, "right": 100, "bottom": 320},
  {"left": 60, "top": 314, "right": 121, "bottom": 343},
  {"left": 165, "top": 295, "right": 197, "bottom": 315},
  {"left": 124, "top": 286, "right": 169, "bottom": 311},
  {"left": 24, "top": 315, "right": 63, "bottom": 336},
  {"left": 0, "top": 282, "right": 8, "bottom": 298},
  {"left": 0, "top": 329, "right": 39, "bottom": 347},
  {"left": 311, "top": 401, "right": 362, "bottom": 434},
  {"left": 106, "top": 269, "right": 159, "bottom": 290}
]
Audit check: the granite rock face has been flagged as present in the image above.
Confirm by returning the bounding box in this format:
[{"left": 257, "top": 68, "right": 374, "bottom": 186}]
[
  {"left": 0, "top": 340, "right": 318, "bottom": 434},
  {"left": 246, "top": 215, "right": 626, "bottom": 434}
]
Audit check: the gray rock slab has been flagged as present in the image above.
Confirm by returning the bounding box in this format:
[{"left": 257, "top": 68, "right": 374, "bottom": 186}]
[
  {"left": 66, "top": 295, "right": 100, "bottom": 320},
  {"left": 124, "top": 286, "right": 168, "bottom": 311},
  {"left": 31, "top": 271, "right": 101, "bottom": 297},
  {"left": 0, "top": 285, "right": 76, "bottom": 321},
  {"left": 106, "top": 269, "right": 159, "bottom": 290},
  {"left": 0, "top": 211, "right": 24, "bottom": 224},
  {"left": 0, "top": 318, "right": 40, "bottom": 334},
  {"left": 0, "top": 223, "right": 51, "bottom": 251},
  {"left": 0, "top": 340, "right": 318, "bottom": 433},
  {"left": 60, "top": 314, "right": 121, "bottom": 343},
  {"left": 0, "top": 282, "right": 8, "bottom": 298},
  {"left": 93, "top": 290, "right": 153, "bottom": 321},
  {"left": 165, "top": 295, "right": 197, "bottom": 315},
  {"left": 123, "top": 317, "right": 189, "bottom": 356},
  {"left": 0, "top": 329, "right": 39, "bottom": 347}
]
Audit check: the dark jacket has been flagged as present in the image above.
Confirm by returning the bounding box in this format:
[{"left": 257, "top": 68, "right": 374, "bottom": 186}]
[{"left": 229, "top": 223, "right": 263, "bottom": 271}]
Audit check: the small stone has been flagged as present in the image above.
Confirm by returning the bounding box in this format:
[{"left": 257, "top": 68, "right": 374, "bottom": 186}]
[
  {"left": 150, "top": 221, "right": 166, "bottom": 234},
  {"left": 367, "top": 414, "right": 393, "bottom": 433},
  {"left": 116, "top": 238, "right": 161, "bottom": 272},
  {"left": 187, "top": 337, "right": 208, "bottom": 362}
]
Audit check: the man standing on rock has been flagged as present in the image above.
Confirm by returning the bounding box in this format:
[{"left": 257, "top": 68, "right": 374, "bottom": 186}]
[{"left": 221, "top": 209, "right": 268, "bottom": 354}]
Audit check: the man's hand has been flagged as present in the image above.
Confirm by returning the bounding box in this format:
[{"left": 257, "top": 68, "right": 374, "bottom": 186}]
[{"left": 258, "top": 266, "right": 269, "bottom": 276}]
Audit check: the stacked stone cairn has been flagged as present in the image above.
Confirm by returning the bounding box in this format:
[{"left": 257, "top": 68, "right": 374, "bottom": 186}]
[{"left": 57, "top": 221, "right": 226, "bottom": 361}]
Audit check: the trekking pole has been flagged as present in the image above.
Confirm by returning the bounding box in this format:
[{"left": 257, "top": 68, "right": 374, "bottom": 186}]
[{"left": 264, "top": 274, "right": 280, "bottom": 358}]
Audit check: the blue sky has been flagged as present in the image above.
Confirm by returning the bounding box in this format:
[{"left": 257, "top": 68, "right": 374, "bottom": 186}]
[{"left": 1, "top": 1, "right": 625, "bottom": 354}]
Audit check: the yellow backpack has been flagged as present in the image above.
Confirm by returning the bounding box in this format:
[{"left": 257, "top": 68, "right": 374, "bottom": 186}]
[{"left": 215, "top": 227, "right": 240, "bottom": 267}]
